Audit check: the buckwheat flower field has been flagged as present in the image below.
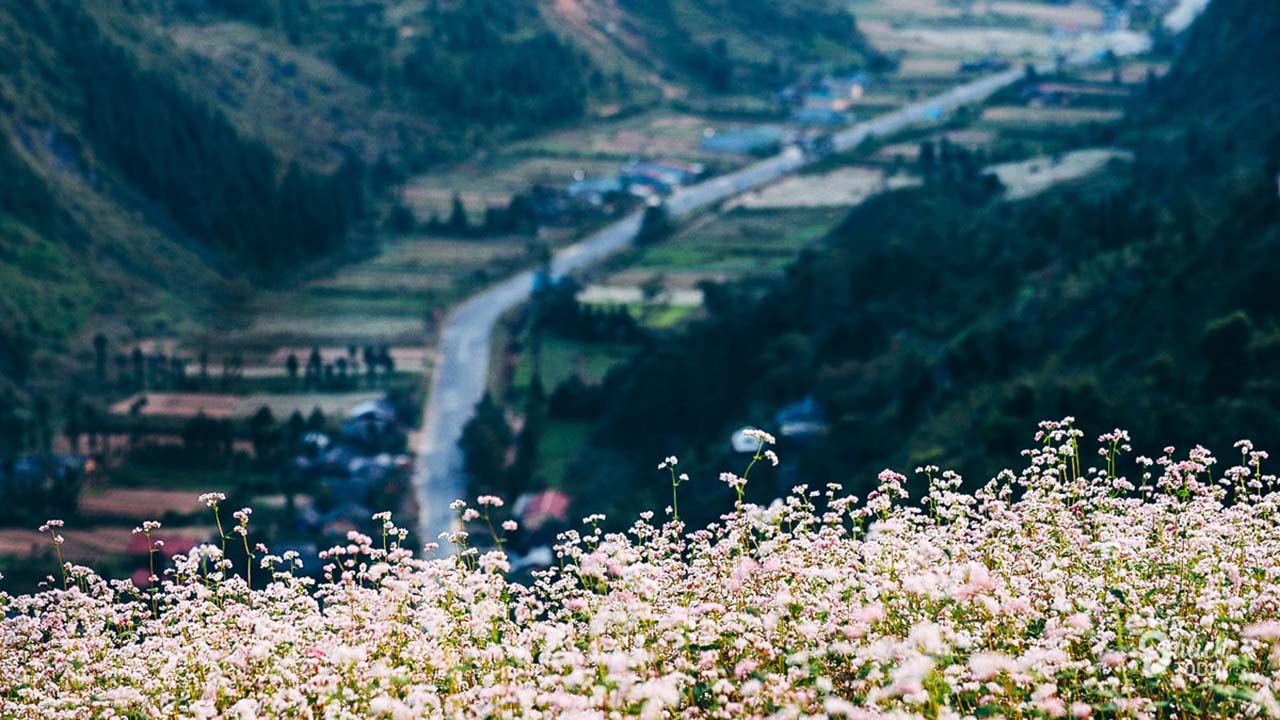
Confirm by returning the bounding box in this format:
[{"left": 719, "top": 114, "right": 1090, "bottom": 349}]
[{"left": 3, "top": 420, "right": 1280, "bottom": 719}]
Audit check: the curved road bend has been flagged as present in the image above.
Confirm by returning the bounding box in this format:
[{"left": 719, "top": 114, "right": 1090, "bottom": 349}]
[{"left": 412, "top": 30, "right": 1157, "bottom": 546}]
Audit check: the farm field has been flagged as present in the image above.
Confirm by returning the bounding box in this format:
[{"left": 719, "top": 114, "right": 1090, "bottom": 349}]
[
  {"left": 402, "top": 157, "right": 625, "bottom": 219},
  {"left": 627, "top": 206, "right": 848, "bottom": 278},
  {"left": 0, "top": 524, "right": 212, "bottom": 561},
  {"left": 109, "top": 391, "right": 385, "bottom": 421},
  {"left": 730, "top": 166, "right": 922, "bottom": 209},
  {"left": 507, "top": 111, "right": 729, "bottom": 163},
  {"left": 979, "top": 105, "right": 1127, "bottom": 126},
  {"left": 987, "top": 147, "right": 1134, "bottom": 200},
  {"left": 576, "top": 286, "right": 704, "bottom": 308},
  {"left": 77, "top": 487, "right": 213, "bottom": 521},
  {"left": 849, "top": 0, "right": 1105, "bottom": 30},
  {"left": 511, "top": 338, "right": 636, "bottom": 401},
  {"left": 873, "top": 128, "right": 1000, "bottom": 162},
  {"left": 239, "top": 236, "right": 538, "bottom": 349},
  {"left": 405, "top": 110, "right": 756, "bottom": 219}
]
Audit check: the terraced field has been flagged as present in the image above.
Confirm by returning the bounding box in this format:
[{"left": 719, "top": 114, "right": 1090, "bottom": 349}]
[{"left": 241, "top": 237, "right": 535, "bottom": 348}]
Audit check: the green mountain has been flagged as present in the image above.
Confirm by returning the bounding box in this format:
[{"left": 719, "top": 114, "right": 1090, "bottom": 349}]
[
  {"left": 0, "top": 0, "right": 881, "bottom": 391},
  {"left": 559, "top": 0, "right": 1280, "bottom": 527}
]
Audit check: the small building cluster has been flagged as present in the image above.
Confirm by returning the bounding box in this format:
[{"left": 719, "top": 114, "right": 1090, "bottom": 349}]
[
  {"left": 282, "top": 396, "right": 413, "bottom": 544},
  {"left": 561, "top": 157, "right": 709, "bottom": 215},
  {"left": 778, "top": 72, "right": 872, "bottom": 126},
  {"left": 505, "top": 489, "right": 572, "bottom": 574},
  {"left": 0, "top": 454, "right": 90, "bottom": 525}
]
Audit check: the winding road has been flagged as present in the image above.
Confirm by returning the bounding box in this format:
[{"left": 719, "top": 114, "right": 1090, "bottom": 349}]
[{"left": 412, "top": 29, "right": 1158, "bottom": 546}]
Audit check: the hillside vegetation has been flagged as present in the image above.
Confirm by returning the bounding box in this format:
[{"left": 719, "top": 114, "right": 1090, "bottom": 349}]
[
  {"left": 603, "top": 0, "right": 887, "bottom": 93},
  {"left": 554, "top": 0, "right": 1280, "bottom": 528}
]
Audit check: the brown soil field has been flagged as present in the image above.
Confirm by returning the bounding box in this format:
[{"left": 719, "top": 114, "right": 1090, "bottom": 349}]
[
  {"left": 79, "top": 488, "right": 213, "bottom": 520},
  {"left": 980, "top": 106, "right": 1125, "bottom": 125},
  {"left": 109, "top": 391, "right": 385, "bottom": 420},
  {"left": 0, "top": 525, "right": 213, "bottom": 561}
]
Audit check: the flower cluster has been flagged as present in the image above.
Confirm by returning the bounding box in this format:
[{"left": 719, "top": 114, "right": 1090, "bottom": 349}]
[{"left": 3, "top": 422, "right": 1280, "bottom": 719}]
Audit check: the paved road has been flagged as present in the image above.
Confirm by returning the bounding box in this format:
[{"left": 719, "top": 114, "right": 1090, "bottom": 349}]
[{"left": 411, "top": 30, "right": 1156, "bottom": 546}]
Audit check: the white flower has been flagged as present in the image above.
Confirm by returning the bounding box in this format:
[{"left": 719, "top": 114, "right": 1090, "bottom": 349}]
[
  {"left": 198, "top": 492, "right": 226, "bottom": 508},
  {"left": 970, "top": 652, "right": 1016, "bottom": 681},
  {"left": 720, "top": 472, "right": 746, "bottom": 489},
  {"left": 742, "top": 428, "right": 776, "bottom": 445}
]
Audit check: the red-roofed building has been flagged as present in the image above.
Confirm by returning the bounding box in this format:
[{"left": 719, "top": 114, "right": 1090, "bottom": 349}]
[{"left": 514, "top": 490, "right": 571, "bottom": 531}]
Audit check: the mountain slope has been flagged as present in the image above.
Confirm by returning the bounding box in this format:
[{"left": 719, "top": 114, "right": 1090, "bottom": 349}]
[
  {"left": 0, "top": 0, "right": 363, "bottom": 361},
  {"left": 546, "top": 0, "right": 886, "bottom": 97}
]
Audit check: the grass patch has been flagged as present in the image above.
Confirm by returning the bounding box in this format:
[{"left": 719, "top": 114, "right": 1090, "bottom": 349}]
[
  {"left": 109, "top": 462, "right": 272, "bottom": 493},
  {"left": 512, "top": 337, "right": 636, "bottom": 401},
  {"left": 0, "top": 214, "right": 95, "bottom": 338},
  {"left": 621, "top": 304, "right": 698, "bottom": 330},
  {"left": 533, "top": 421, "right": 593, "bottom": 488},
  {"left": 631, "top": 207, "right": 846, "bottom": 275}
]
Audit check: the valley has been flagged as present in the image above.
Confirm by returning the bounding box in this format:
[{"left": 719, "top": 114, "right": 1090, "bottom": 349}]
[{"left": 0, "top": 0, "right": 1205, "bottom": 589}]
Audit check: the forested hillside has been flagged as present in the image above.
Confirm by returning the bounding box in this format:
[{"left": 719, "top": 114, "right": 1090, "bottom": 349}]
[
  {"left": 557, "top": 0, "right": 1280, "bottom": 529},
  {"left": 0, "top": 0, "right": 369, "bottom": 398}
]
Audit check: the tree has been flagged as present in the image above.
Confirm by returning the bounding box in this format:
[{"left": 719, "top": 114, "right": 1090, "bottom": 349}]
[
  {"left": 0, "top": 389, "right": 27, "bottom": 462},
  {"left": 306, "top": 347, "right": 323, "bottom": 389},
  {"left": 131, "top": 347, "right": 145, "bottom": 389},
  {"left": 32, "top": 394, "right": 52, "bottom": 452},
  {"left": 286, "top": 410, "right": 306, "bottom": 445},
  {"left": 68, "top": 15, "right": 360, "bottom": 275},
  {"left": 636, "top": 202, "right": 673, "bottom": 246},
  {"left": 247, "top": 406, "right": 278, "bottom": 465},
  {"left": 182, "top": 413, "right": 222, "bottom": 463},
  {"left": 918, "top": 141, "right": 937, "bottom": 175},
  {"left": 92, "top": 334, "right": 108, "bottom": 381},
  {"left": 364, "top": 345, "right": 377, "bottom": 384},
  {"left": 170, "top": 357, "right": 187, "bottom": 389},
  {"left": 0, "top": 325, "right": 34, "bottom": 383},
  {"left": 447, "top": 193, "right": 470, "bottom": 236},
  {"left": 1201, "top": 311, "right": 1254, "bottom": 395},
  {"left": 63, "top": 393, "right": 82, "bottom": 454},
  {"left": 707, "top": 38, "right": 732, "bottom": 92},
  {"left": 640, "top": 273, "right": 667, "bottom": 321},
  {"left": 509, "top": 376, "right": 547, "bottom": 494},
  {"left": 387, "top": 203, "right": 417, "bottom": 234},
  {"left": 459, "top": 394, "right": 512, "bottom": 494},
  {"left": 307, "top": 407, "right": 327, "bottom": 432},
  {"left": 286, "top": 353, "right": 300, "bottom": 386}
]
